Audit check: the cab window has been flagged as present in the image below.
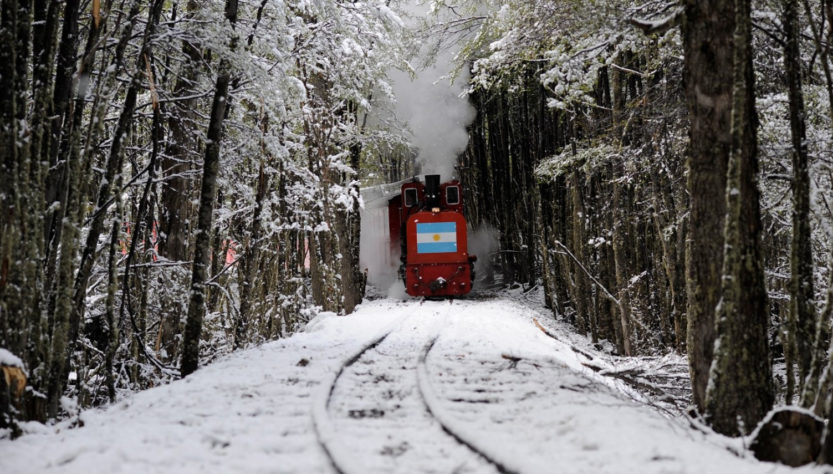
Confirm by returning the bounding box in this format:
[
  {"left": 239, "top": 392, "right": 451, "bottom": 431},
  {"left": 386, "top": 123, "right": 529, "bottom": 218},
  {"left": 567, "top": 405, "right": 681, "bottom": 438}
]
[
  {"left": 404, "top": 188, "right": 418, "bottom": 207},
  {"left": 445, "top": 186, "right": 460, "bottom": 205}
]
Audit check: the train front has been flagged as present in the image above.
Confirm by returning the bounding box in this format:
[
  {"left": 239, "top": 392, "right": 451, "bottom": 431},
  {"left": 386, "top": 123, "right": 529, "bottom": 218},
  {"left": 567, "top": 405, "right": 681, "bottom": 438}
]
[{"left": 393, "top": 175, "right": 476, "bottom": 297}]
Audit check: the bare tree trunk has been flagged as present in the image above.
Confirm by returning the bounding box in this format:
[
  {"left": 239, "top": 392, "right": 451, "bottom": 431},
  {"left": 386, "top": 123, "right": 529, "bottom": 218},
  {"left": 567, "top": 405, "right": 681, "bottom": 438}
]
[
  {"left": 181, "top": 0, "right": 239, "bottom": 376},
  {"left": 335, "top": 207, "right": 357, "bottom": 313},
  {"left": 181, "top": 77, "right": 230, "bottom": 376},
  {"left": 52, "top": 0, "right": 164, "bottom": 416},
  {"left": 569, "top": 170, "right": 590, "bottom": 335},
  {"left": 103, "top": 179, "right": 123, "bottom": 403},
  {"left": 781, "top": 0, "right": 817, "bottom": 400},
  {"left": 342, "top": 141, "right": 365, "bottom": 313},
  {"left": 796, "top": 0, "right": 832, "bottom": 410},
  {"left": 611, "top": 54, "right": 633, "bottom": 355},
  {"left": 652, "top": 166, "right": 686, "bottom": 352},
  {"left": 814, "top": 250, "right": 833, "bottom": 420},
  {"left": 42, "top": 0, "right": 82, "bottom": 268},
  {"left": 612, "top": 176, "right": 633, "bottom": 356},
  {"left": 704, "top": 0, "right": 774, "bottom": 436},
  {"left": 681, "top": 0, "right": 734, "bottom": 412},
  {"left": 237, "top": 162, "right": 267, "bottom": 348},
  {"left": 159, "top": 0, "right": 202, "bottom": 262},
  {"left": 0, "top": 0, "right": 21, "bottom": 355}
]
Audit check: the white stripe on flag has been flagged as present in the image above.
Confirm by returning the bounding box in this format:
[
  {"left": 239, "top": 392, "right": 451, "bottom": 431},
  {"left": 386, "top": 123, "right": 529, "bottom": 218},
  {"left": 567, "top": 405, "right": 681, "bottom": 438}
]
[{"left": 416, "top": 231, "right": 456, "bottom": 244}]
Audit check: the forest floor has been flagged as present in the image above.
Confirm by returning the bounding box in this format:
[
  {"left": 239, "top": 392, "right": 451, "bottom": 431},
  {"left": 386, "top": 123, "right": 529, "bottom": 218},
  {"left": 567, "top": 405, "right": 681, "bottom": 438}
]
[{"left": 0, "top": 289, "right": 826, "bottom": 473}]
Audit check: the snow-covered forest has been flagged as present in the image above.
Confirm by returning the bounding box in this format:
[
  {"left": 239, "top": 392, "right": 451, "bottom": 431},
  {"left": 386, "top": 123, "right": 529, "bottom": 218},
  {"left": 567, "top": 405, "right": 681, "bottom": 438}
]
[{"left": 3, "top": 0, "right": 833, "bottom": 469}]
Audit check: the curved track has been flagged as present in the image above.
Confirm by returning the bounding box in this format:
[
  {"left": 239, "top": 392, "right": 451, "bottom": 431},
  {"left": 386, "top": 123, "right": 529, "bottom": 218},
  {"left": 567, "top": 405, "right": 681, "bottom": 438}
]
[
  {"left": 416, "top": 336, "right": 515, "bottom": 474},
  {"left": 312, "top": 311, "right": 505, "bottom": 474},
  {"left": 312, "top": 323, "right": 396, "bottom": 474}
]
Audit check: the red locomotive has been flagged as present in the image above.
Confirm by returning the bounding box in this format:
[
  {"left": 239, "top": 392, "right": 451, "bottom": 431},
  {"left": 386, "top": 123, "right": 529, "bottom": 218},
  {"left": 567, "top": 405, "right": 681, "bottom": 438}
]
[{"left": 387, "top": 175, "right": 476, "bottom": 297}]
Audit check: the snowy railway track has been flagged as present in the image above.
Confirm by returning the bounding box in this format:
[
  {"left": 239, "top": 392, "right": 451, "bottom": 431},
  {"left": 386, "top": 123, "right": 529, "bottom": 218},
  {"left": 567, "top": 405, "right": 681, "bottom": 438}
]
[
  {"left": 312, "top": 322, "right": 397, "bottom": 474},
  {"left": 416, "top": 336, "right": 516, "bottom": 474},
  {"left": 312, "top": 309, "right": 505, "bottom": 474}
]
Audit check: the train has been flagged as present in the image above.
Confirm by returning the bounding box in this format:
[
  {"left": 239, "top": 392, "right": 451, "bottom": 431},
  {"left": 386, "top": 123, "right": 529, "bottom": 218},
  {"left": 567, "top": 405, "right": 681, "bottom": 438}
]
[{"left": 387, "top": 175, "right": 477, "bottom": 297}]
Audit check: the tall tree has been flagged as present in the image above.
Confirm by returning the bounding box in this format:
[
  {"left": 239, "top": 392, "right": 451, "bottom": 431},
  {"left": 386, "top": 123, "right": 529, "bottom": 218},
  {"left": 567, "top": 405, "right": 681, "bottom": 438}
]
[
  {"left": 818, "top": 251, "right": 833, "bottom": 462},
  {"left": 798, "top": 0, "right": 832, "bottom": 411},
  {"left": 0, "top": 0, "right": 22, "bottom": 357},
  {"left": 236, "top": 160, "right": 267, "bottom": 349},
  {"left": 680, "top": 0, "right": 735, "bottom": 412},
  {"left": 49, "top": 0, "right": 161, "bottom": 418},
  {"left": 704, "top": 0, "right": 774, "bottom": 436},
  {"left": 159, "top": 0, "right": 202, "bottom": 263},
  {"left": 181, "top": 0, "right": 239, "bottom": 376},
  {"left": 780, "top": 0, "right": 818, "bottom": 404}
]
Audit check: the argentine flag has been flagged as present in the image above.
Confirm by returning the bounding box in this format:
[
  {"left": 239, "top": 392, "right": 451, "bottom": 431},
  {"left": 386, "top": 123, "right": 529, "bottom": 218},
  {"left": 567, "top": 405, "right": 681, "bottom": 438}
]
[{"left": 416, "top": 222, "right": 457, "bottom": 253}]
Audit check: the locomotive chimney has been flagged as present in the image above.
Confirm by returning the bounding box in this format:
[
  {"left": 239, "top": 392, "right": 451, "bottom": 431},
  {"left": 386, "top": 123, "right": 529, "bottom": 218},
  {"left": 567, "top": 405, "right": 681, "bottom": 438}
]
[{"left": 425, "top": 174, "right": 441, "bottom": 208}]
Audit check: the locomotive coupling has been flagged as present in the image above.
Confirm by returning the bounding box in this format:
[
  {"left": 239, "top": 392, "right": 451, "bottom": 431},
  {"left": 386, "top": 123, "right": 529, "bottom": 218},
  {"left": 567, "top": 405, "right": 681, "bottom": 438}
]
[{"left": 429, "top": 277, "right": 448, "bottom": 292}]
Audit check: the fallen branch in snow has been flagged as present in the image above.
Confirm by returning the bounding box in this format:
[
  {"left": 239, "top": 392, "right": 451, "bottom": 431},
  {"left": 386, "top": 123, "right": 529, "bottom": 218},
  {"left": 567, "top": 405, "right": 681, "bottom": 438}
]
[
  {"left": 533, "top": 318, "right": 595, "bottom": 361},
  {"left": 533, "top": 319, "right": 690, "bottom": 416},
  {"left": 598, "top": 368, "right": 667, "bottom": 397},
  {"left": 501, "top": 354, "right": 522, "bottom": 369},
  {"left": 588, "top": 362, "right": 691, "bottom": 417}
]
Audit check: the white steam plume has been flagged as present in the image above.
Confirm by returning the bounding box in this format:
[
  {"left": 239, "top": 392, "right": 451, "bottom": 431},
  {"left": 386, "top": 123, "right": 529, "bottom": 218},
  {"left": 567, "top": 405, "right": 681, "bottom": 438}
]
[
  {"left": 359, "top": 195, "right": 403, "bottom": 297},
  {"left": 359, "top": 2, "right": 477, "bottom": 294},
  {"left": 388, "top": 3, "right": 476, "bottom": 181},
  {"left": 388, "top": 64, "right": 475, "bottom": 181},
  {"left": 467, "top": 223, "right": 500, "bottom": 283}
]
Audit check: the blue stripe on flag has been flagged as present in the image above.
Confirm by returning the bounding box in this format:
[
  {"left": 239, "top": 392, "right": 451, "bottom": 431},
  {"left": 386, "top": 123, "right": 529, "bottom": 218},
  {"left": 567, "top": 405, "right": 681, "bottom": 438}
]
[
  {"left": 417, "top": 242, "right": 457, "bottom": 253},
  {"left": 417, "top": 222, "right": 456, "bottom": 234}
]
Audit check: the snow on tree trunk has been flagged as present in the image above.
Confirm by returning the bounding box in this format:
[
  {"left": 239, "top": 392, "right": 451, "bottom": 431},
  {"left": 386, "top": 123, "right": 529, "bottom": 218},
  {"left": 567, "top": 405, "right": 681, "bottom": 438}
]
[
  {"left": 704, "top": 0, "right": 774, "bottom": 437},
  {"left": 181, "top": 0, "right": 238, "bottom": 377},
  {"left": 681, "top": 0, "right": 734, "bottom": 413}
]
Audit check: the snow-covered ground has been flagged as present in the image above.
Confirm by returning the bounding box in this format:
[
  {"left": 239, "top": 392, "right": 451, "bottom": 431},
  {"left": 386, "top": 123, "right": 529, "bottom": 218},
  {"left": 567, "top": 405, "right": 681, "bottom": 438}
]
[{"left": 0, "top": 294, "right": 826, "bottom": 473}]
